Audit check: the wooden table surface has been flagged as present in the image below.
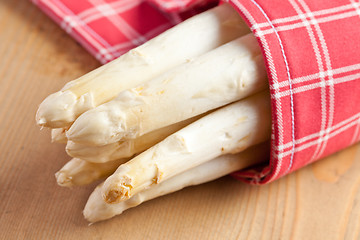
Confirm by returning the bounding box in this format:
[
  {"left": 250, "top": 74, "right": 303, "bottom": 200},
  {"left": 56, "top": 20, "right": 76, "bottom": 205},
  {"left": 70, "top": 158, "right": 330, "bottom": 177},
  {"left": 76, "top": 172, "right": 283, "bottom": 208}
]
[{"left": 1, "top": 1, "right": 360, "bottom": 239}]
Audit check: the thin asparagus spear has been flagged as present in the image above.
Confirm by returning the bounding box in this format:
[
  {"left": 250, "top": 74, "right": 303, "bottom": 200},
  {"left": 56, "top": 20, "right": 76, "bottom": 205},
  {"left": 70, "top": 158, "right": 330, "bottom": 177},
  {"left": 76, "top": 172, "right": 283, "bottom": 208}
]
[
  {"left": 66, "top": 34, "right": 267, "bottom": 145},
  {"left": 55, "top": 158, "right": 129, "bottom": 187},
  {"left": 84, "top": 142, "right": 269, "bottom": 223},
  {"left": 36, "top": 3, "right": 249, "bottom": 128},
  {"left": 66, "top": 115, "right": 203, "bottom": 163},
  {"left": 101, "top": 91, "right": 271, "bottom": 203},
  {"left": 51, "top": 128, "right": 67, "bottom": 143}
]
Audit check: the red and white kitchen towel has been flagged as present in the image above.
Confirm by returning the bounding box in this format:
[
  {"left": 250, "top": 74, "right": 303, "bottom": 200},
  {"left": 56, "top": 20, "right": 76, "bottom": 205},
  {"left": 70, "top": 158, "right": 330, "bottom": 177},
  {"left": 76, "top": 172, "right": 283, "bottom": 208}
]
[{"left": 32, "top": 0, "right": 360, "bottom": 184}]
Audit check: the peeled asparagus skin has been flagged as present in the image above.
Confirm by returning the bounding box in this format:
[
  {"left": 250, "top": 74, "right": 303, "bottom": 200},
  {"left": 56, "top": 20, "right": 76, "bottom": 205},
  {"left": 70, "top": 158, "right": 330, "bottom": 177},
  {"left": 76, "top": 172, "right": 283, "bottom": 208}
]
[
  {"left": 83, "top": 142, "right": 269, "bottom": 223},
  {"left": 35, "top": 3, "right": 250, "bottom": 128},
  {"left": 66, "top": 115, "right": 202, "bottom": 163},
  {"left": 51, "top": 128, "right": 68, "bottom": 143},
  {"left": 55, "top": 158, "right": 129, "bottom": 187},
  {"left": 101, "top": 91, "right": 271, "bottom": 203},
  {"left": 66, "top": 34, "right": 267, "bottom": 146}
]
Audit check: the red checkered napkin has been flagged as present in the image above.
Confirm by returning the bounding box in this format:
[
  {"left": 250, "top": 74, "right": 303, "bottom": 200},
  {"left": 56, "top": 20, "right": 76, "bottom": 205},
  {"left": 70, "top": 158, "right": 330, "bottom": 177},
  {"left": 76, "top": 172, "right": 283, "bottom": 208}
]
[
  {"left": 31, "top": 0, "right": 214, "bottom": 63},
  {"left": 229, "top": 0, "right": 360, "bottom": 183},
  {"left": 33, "top": 0, "right": 360, "bottom": 184}
]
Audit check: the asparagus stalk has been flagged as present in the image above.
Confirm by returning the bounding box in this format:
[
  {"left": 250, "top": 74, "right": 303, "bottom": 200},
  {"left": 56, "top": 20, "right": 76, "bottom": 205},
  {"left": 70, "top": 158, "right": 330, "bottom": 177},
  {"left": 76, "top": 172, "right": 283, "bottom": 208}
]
[
  {"left": 36, "top": 3, "right": 249, "bottom": 128},
  {"left": 84, "top": 142, "right": 269, "bottom": 223},
  {"left": 66, "top": 34, "right": 267, "bottom": 146},
  {"left": 55, "top": 158, "right": 129, "bottom": 187},
  {"left": 101, "top": 91, "right": 271, "bottom": 204},
  {"left": 66, "top": 115, "right": 203, "bottom": 163}
]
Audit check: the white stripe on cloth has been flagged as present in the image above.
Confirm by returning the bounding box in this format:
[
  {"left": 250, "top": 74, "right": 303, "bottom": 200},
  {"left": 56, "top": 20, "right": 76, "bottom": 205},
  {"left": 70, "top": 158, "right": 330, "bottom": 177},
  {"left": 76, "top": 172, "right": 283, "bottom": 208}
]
[
  {"left": 289, "top": 0, "right": 328, "bottom": 168},
  {"left": 298, "top": 0, "right": 335, "bottom": 161},
  {"left": 47, "top": 0, "right": 172, "bottom": 63},
  {"left": 100, "top": 22, "right": 172, "bottom": 58},
  {"left": 271, "top": 62, "right": 360, "bottom": 89},
  {"left": 253, "top": 9, "right": 360, "bottom": 37},
  {"left": 274, "top": 113, "right": 360, "bottom": 158},
  {"left": 46, "top": 0, "right": 113, "bottom": 63},
  {"left": 274, "top": 112, "right": 360, "bottom": 152},
  {"left": 89, "top": 0, "right": 147, "bottom": 46},
  {"left": 350, "top": 0, "right": 360, "bottom": 18},
  {"left": 256, "top": 0, "right": 296, "bottom": 177},
  {"left": 277, "top": 71, "right": 360, "bottom": 98},
  {"left": 79, "top": 0, "right": 142, "bottom": 24},
  {"left": 351, "top": 118, "right": 360, "bottom": 144},
  {"left": 255, "top": 2, "right": 360, "bottom": 28}
]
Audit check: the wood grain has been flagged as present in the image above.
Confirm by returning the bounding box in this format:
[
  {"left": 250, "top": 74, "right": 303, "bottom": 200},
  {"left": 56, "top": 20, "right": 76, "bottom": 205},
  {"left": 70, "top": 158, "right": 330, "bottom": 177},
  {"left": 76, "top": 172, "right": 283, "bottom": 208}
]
[{"left": 0, "top": 0, "right": 360, "bottom": 239}]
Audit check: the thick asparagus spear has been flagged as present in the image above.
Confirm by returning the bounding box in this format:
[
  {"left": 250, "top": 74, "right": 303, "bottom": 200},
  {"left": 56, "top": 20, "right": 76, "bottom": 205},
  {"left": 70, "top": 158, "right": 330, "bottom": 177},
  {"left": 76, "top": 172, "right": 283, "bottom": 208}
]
[
  {"left": 101, "top": 91, "right": 271, "bottom": 203},
  {"left": 84, "top": 142, "right": 269, "bottom": 223},
  {"left": 66, "top": 115, "right": 203, "bottom": 163},
  {"left": 66, "top": 34, "right": 267, "bottom": 146},
  {"left": 55, "top": 158, "right": 129, "bottom": 187},
  {"left": 36, "top": 3, "right": 249, "bottom": 128}
]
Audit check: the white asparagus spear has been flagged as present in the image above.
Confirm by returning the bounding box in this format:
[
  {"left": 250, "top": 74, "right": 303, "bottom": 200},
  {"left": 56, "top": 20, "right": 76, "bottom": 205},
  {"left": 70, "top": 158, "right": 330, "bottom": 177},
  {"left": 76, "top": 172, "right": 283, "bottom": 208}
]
[
  {"left": 51, "top": 128, "right": 68, "bottom": 143},
  {"left": 55, "top": 158, "right": 129, "bottom": 187},
  {"left": 84, "top": 142, "right": 269, "bottom": 223},
  {"left": 66, "top": 115, "right": 203, "bottom": 163},
  {"left": 36, "top": 3, "right": 249, "bottom": 128},
  {"left": 66, "top": 141, "right": 129, "bottom": 163},
  {"left": 66, "top": 34, "right": 267, "bottom": 146},
  {"left": 101, "top": 91, "right": 271, "bottom": 203}
]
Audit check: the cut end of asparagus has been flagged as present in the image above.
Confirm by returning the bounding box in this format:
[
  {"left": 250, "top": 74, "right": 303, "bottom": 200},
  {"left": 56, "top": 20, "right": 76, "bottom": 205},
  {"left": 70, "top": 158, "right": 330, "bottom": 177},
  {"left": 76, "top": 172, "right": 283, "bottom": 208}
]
[
  {"left": 55, "top": 171, "right": 73, "bottom": 188},
  {"left": 102, "top": 174, "right": 133, "bottom": 204},
  {"left": 104, "top": 190, "right": 123, "bottom": 203},
  {"left": 36, "top": 90, "right": 95, "bottom": 128},
  {"left": 84, "top": 182, "right": 145, "bottom": 223}
]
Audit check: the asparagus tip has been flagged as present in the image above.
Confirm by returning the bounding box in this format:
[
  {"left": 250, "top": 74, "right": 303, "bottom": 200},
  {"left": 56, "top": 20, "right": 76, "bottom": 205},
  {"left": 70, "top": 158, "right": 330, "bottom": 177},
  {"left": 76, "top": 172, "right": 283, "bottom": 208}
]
[
  {"left": 66, "top": 108, "right": 116, "bottom": 145},
  {"left": 36, "top": 91, "right": 78, "bottom": 128},
  {"left": 37, "top": 117, "right": 47, "bottom": 126},
  {"left": 55, "top": 171, "right": 73, "bottom": 187}
]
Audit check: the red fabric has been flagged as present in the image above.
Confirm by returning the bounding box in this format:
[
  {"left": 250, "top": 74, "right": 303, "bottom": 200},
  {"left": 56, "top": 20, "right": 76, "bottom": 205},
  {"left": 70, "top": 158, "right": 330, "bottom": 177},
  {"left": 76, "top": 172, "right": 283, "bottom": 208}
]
[
  {"left": 228, "top": 0, "right": 360, "bottom": 183},
  {"left": 32, "top": 0, "right": 360, "bottom": 184},
  {"left": 31, "top": 0, "right": 213, "bottom": 63}
]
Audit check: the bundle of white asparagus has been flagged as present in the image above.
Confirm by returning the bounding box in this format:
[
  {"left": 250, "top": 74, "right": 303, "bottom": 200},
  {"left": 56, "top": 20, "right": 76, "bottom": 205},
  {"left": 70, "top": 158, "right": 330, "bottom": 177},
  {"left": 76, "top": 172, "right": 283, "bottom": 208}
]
[{"left": 36, "top": 4, "right": 271, "bottom": 223}]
